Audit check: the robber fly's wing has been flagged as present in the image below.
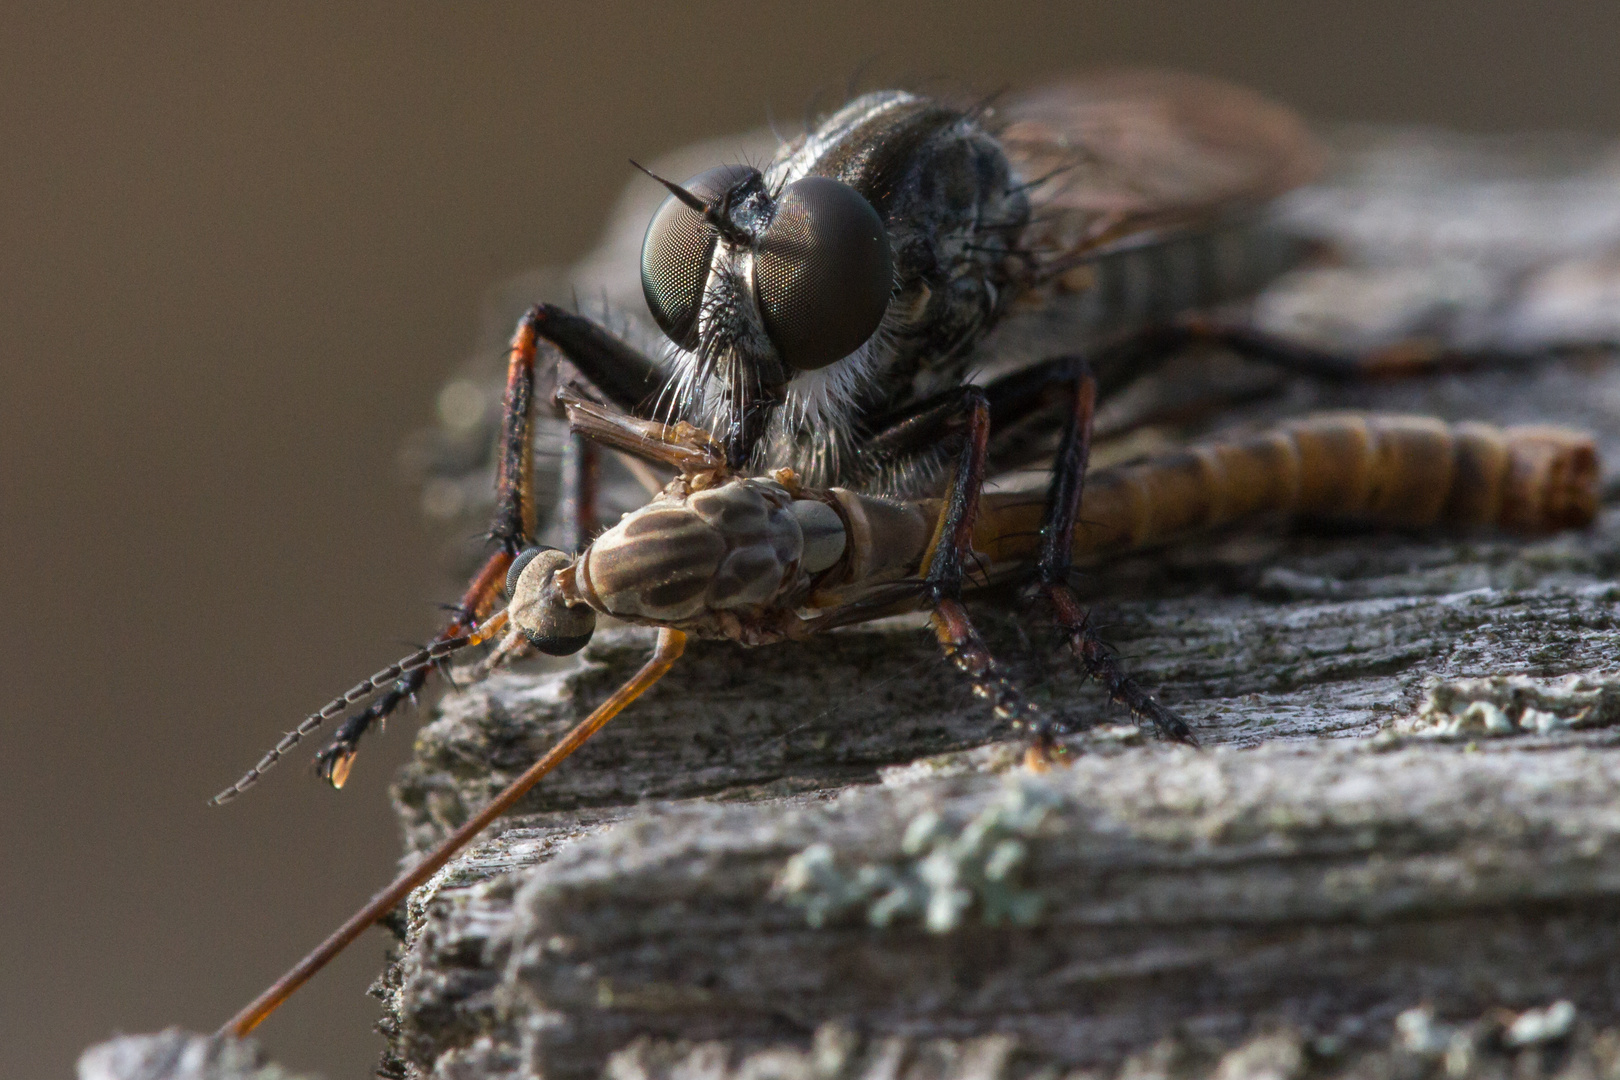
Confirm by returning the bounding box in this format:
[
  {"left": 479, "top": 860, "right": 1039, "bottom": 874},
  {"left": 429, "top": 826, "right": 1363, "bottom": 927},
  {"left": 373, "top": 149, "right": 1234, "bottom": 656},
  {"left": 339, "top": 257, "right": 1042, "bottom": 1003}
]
[{"left": 999, "top": 70, "right": 1325, "bottom": 276}]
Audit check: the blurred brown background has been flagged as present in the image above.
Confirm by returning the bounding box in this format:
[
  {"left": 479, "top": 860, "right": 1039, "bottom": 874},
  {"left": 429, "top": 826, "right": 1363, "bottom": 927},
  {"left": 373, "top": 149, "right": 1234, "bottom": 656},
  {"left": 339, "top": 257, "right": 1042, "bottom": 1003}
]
[{"left": 4, "top": 3, "right": 1620, "bottom": 1077}]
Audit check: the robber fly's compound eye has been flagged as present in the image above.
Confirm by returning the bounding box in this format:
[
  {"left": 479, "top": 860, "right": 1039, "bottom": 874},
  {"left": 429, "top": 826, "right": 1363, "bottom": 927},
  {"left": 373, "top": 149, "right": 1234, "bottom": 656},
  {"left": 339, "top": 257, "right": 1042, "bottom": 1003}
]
[
  {"left": 641, "top": 164, "right": 758, "bottom": 349},
  {"left": 755, "top": 176, "right": 893, "bottom": 371}
]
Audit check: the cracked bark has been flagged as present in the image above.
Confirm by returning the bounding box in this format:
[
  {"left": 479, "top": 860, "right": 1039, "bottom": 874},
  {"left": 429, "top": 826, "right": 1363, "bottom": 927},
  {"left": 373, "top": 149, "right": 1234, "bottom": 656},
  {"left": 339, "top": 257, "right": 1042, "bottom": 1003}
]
[{"left": 377, "top": 555, "right": 1620, "bottom": 1079}]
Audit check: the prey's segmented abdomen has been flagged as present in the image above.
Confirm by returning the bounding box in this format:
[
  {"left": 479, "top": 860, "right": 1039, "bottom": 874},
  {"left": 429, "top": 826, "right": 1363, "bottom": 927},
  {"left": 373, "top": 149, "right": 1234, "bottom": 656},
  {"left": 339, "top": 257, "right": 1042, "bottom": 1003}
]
[{"left": 974, "top": 414, "right": 1598, "bottom": 569}]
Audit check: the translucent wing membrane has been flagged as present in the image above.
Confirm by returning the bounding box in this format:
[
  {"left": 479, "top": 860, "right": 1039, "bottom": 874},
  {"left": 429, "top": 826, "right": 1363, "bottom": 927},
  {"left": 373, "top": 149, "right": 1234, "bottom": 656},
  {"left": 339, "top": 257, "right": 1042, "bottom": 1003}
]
[{"left": 998, "top": 70, "right": 1326, "bottom": 274}]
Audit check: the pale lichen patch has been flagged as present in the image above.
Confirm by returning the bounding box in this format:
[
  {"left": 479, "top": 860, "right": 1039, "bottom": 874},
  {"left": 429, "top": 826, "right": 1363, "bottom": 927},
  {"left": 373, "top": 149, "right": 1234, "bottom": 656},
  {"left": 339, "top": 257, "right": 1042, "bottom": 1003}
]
[
  {"left": 1397, "top": 671, "right": 1620, "bottom": 739},
  {"left": 772, "top": 781, "right": 1058, "bottom": 931}
]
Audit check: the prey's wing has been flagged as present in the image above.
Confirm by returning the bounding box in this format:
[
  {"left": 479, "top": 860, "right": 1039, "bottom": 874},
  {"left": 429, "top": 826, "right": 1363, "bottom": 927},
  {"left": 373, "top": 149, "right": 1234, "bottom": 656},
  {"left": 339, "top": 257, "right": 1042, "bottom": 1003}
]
[{"left": 999, "top": 70, "right": 1325, "bottom": 276}]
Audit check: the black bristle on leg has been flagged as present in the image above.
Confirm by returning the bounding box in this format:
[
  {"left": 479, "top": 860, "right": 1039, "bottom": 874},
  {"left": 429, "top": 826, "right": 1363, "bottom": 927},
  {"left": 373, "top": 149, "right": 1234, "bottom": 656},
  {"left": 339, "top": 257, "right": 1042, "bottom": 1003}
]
[
  {"left": 305, "top": 307, "right": 554, "bottom": 786},
  {"left": 1029, "top": 357, "right": 1197, "bottom": 745},
  {"left": 929, "top": 597, "right": 1030, "bottom": 726},
  {"left": 880, "top": 385, "right": 1039, "bottom": 732},
  {"left": 1036, "top": 583, "right": 1197, "bottom": 745},
  {"left": 311, "top": 675, "right": 423, "bottom": 784}
]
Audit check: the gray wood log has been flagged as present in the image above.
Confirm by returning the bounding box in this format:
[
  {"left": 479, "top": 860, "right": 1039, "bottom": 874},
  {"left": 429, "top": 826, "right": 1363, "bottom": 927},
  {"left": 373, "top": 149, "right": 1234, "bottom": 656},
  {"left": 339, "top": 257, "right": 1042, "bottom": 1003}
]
[
  {"left": 378, "top": 584, "right": 1620, "bottom": 1079},
  {"left": 372, "top": 125, "right": 1620, "bottom": 1080},
  {"left": 91, "top": 126, "right": 1620, "bottom": 1080}
]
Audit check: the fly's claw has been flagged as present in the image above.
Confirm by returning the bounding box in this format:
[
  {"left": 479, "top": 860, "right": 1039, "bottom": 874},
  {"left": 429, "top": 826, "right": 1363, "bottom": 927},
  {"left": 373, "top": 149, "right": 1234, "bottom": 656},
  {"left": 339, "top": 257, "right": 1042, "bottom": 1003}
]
[
  {"left": 931, "top": 599, "right": 1034, "bottom": 725},
  {"left": 314, "top": 741, "right": 359, "bottom": 789}
]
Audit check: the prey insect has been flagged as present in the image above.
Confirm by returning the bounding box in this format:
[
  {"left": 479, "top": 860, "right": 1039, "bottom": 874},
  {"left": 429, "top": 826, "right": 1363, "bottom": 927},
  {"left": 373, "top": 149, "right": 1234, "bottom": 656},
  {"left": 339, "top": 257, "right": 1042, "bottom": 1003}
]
[{"left": 216, "top": 345, "right": 1598, "bottom": 1036}]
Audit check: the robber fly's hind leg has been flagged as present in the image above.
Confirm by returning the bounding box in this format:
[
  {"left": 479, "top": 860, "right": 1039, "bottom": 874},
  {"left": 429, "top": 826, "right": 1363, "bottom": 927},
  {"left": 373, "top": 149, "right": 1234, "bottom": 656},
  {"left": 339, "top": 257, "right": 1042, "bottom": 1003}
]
[
  {"left": 1028, "top": 358, "right": 1197, "bottom": 746},
  {"left": 312, "top": 304, "right": 669, "bottom": 785},
  {"left": 868, "top": 387, "right": 1037, "bottom": 732}
]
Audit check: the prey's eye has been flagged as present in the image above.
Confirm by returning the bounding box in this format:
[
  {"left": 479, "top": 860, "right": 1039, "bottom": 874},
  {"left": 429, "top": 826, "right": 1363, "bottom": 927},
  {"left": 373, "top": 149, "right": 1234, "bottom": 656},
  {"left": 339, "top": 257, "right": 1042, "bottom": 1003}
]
[
  {"left": 641, "top": 164, "right": 756, "bottom": 349},
  {"left": 504, "top": 546, "right": 595, "bottom": 656},
  {"left": 505, "top": 546, "right": 549, "bottom": 599},
  {"left": 756, "top": 176, "right": 893, "bottom": 371}
]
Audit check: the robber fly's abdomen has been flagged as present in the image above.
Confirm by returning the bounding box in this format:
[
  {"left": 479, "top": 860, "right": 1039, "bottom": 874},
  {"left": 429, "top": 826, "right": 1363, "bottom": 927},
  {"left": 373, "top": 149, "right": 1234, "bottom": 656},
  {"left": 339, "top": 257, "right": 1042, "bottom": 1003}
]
[
  {"left": 1047, "top": 215, "right": 1302, "bottom": 343},
  {"left": 976, "top": 414, "right": 1598, "bottom": 566}
]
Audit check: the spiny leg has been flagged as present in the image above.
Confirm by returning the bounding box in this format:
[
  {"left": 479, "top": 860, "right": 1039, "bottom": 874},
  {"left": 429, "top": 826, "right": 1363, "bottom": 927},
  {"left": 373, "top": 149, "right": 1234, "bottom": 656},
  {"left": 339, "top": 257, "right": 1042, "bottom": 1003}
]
[
  {"left": 210, "top": 632, "right": 484, "bottom": 804},
  {"left": 310, "top": 552, "right": 512, "bottom": 786},
  {"left": 982, "top": 318, "right": 1526, "bottom": 468},
  {"left": 529, "top": 302, "right": 670, "bottom": 414},
  {"left": 1029, "top": 358, "right": 1196, "bottom": 745},
  {"left": 556, "top": 431, "right": 601, "bottom": 555},
  {"left": 871, "top": 386, "right": 1034, "bottom": 729},
  {"left": 222, "top": 627, "right": 687, "bottom": 1037},
  {"left": 1152, "top": 318, "right": 1532, "bottom": 382},
  {"left": 308, "top": 306, "right": 671, "bottom": 785},
  {"left": 307, "top": 312, "right": 543, "bottom": 784}
]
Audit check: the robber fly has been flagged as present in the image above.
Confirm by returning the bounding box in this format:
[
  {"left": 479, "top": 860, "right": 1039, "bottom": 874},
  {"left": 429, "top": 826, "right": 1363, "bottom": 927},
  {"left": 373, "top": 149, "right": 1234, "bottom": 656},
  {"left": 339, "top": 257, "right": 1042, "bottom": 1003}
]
[
  {"left": 210, "top": 71, "right": 1354, "bottom": 1032},
  {"left": 212, "top": 70, "right": 1327, "bottom": 799}
]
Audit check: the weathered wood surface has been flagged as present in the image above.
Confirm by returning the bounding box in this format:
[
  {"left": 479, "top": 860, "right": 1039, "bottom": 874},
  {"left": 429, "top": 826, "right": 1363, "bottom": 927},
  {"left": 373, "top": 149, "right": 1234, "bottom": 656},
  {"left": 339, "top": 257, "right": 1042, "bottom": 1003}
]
[
  {"left": 84, "top": 127, "right": 1620, "bottom": 1079},
  {"left": 377, "top": 544, "right": 1620, "bottom": 1078},
  {"left": 374, "top": 125, "right": 1620, "bottom": 1079},
  {"left": 76, "top": 1030, "right": 310, "bottom": 1080},
  {"left": 375, "top": 502, "right": 1620, "bottom": 1080}
]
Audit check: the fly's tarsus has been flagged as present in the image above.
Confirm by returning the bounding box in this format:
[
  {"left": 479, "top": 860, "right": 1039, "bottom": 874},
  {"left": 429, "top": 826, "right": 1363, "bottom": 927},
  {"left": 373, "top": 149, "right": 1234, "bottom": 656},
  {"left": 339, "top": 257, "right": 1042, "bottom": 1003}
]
[{"left": 209, "top": 633, "right": 475, "bottom": 805}]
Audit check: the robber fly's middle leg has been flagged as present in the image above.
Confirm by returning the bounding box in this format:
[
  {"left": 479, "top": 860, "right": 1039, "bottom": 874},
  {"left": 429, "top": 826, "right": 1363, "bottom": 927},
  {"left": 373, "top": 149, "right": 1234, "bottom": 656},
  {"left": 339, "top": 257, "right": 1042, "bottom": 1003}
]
[
  {"left": 1020, "top": 357, "right": 1198, "bottom": 746},
  {"left": 312, "top": 304, "right": 667, "bottom": 785},
  {"left": 867, "top": 387, "right": 1037, "bottom": 731}
]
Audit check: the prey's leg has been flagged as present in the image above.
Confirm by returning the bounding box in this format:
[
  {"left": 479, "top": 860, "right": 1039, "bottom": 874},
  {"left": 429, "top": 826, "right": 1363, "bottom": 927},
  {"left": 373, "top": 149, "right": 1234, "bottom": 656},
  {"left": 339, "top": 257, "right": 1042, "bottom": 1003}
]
[
  {"left": 223, "top": 628, "right": 688, "bottom": 1036},
  {"left": 309, "top": 310, "right": 552, "bottom": 783},
  {"left": 1026, "top": 358, "right": 1197, "bottom": 745},
  {"left": 313, "top": 306, "right": 670, "bottom": 783}
]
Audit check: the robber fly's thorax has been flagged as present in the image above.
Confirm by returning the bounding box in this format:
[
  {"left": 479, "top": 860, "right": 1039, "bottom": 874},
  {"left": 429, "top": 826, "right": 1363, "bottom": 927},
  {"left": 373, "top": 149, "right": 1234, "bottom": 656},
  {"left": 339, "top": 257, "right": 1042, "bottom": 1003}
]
[{"left": 765, "top": 90, "right": 1032, "bottom": 414}]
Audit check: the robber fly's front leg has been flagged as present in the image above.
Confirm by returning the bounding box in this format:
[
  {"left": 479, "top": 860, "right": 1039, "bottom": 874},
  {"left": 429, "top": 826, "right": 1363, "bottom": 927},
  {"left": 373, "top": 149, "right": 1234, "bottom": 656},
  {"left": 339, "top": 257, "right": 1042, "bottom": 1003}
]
[
  {"left": 312, "top": 304, "right": 669, "bottom": 785},
  {"left": 868, "top": 387, "right": 1035, "bottom": 729},
  {"left": 1026, "top": 358, "right": 1197, "bottom": 745}
]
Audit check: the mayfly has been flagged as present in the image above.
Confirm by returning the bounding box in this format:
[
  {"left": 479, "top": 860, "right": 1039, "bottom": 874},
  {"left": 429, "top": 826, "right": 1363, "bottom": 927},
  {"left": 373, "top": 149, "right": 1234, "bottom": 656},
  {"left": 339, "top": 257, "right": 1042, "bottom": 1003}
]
[{"left": 209, "top": 71, "right": 1596, "bottom": 1034}]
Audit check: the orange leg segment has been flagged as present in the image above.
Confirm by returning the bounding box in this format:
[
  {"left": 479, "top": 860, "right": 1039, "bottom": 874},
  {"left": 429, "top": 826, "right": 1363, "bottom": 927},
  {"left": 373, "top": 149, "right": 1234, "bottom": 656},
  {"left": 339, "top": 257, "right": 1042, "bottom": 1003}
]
[{"left": 221, "top": 627, "right": 688, "bottom": 1037}]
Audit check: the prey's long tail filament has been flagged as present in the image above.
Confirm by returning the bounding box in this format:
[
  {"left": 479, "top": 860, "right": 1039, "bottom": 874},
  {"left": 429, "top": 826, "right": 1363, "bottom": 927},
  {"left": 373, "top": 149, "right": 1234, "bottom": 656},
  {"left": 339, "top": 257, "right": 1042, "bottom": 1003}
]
[
  {"left": 219, "top": 627, "right": 687, "bottom": 1038},
  {"left": 209, "top": 612, "right": 510, "bottom": 806}
]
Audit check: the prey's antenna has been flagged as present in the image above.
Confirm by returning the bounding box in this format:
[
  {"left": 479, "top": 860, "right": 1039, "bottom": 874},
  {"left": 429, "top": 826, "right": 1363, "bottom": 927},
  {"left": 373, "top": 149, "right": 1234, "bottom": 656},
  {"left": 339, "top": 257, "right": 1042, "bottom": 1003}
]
[{"left": 209, "top": 612, "right": 509, "bottom": 806}]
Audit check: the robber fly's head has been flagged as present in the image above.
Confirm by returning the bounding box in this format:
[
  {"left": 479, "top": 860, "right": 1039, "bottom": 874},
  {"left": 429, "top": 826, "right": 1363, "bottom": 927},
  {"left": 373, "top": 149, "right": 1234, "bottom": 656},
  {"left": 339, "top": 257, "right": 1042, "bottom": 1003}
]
[
  {"left": 638, "top": 163, "right": 895, "bottom": 392},
  {"left": 503, "top": 546, "right": 597, "bottom": 656}
]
